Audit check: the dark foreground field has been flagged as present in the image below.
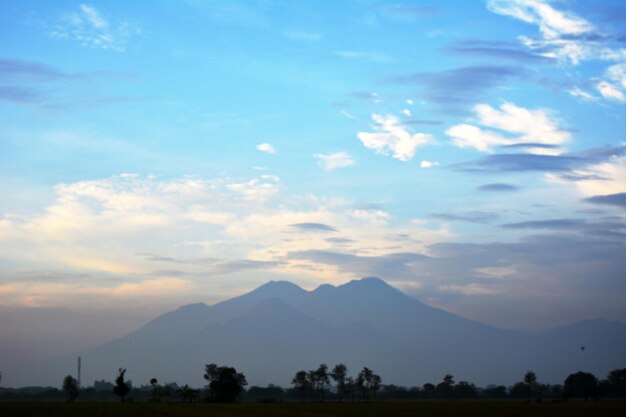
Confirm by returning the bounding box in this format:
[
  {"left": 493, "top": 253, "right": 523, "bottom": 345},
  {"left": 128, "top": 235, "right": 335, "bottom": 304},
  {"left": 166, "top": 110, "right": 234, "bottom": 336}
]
[{"left": 1, "top": 401, "right": 624, "bottom": 417}]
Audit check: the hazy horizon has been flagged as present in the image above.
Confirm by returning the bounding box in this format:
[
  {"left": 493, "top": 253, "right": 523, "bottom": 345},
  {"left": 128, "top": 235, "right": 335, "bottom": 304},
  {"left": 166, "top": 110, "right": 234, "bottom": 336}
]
[{"left": 1, "top": 0, "right": 625, "bottom": 388}]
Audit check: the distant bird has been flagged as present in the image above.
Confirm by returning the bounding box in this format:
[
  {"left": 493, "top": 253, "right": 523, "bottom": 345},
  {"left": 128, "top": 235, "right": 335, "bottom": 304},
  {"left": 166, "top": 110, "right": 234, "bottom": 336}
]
[{"left": 580, "top": 346, "right": 585, "bottom": 351}]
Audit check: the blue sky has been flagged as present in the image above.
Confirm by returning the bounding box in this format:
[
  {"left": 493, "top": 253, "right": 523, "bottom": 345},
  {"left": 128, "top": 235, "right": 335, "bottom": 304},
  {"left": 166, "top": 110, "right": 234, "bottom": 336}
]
[{"left": 1, "top": 0, "right": 625, "bottom": 353}]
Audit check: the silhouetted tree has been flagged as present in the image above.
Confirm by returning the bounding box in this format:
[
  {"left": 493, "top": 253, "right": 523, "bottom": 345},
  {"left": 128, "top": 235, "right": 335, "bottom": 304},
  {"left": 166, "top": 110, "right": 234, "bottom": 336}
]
[
  {"left": 203, "top": 363, "right": 247, "bottom": 402},
  {"left": 177, "top": 384, "right": 199, "bottom": 403},
  {"left": 150, "top": 378, "right": 161, "bottom": 402},
  {"left": 370, "top": 373, "right": 382, "bottom": 399},
  {"left": 564, "top": 371, "right": 598, "bottom": 401},
  {"left": 62, "top": 375, "right": 79, "bottom": 402},
  {"left": 345, "top": 376, "right": 356, "bottom": 401},
  {"left": 454, "top": 381, "right": 478, "bottom": 399},
  {"left": 113, "top": 368, "right": 130, "bottom": 402},
  {"left": 313, "top": 364, "right": 330, "bottom": 401},
  {"left": 330, "top": 364, "right": 348, "bottom": 402},
  {"left": 441, "top": 374, "right": 455, "bottom": 400},
  {"left": 422, "top": 383, "right": 436, "bottom": 398},
  {"left": 603, "top": 368, "right": 626, "bottom": 398},
  {"left": 291, "top": 370, "right": 310, "bottom": 401},
  {"left": 357, "top": 367, "right": 381, "bottom": 400},
  {"left": 524, "top": 371, "right": 537, "bottom": 401}
]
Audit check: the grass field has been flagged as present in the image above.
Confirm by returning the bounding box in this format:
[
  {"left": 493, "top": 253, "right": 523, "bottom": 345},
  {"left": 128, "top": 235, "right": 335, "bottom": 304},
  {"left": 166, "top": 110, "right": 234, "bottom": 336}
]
[{"left": 1, "top": 401, "right": 624, "bottom": 417}]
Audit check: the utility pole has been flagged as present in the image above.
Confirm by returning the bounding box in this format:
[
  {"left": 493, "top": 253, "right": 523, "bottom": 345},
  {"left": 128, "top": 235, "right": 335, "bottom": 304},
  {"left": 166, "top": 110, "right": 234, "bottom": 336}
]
[{"left": 77, "top": 356, "right": 81, "bottom": 387}]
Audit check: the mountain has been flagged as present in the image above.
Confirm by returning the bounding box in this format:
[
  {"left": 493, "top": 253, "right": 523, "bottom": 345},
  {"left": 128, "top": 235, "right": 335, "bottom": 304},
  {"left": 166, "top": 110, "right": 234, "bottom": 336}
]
[{"left": 10, "top": 278, "right": 626, "bottom": 387}]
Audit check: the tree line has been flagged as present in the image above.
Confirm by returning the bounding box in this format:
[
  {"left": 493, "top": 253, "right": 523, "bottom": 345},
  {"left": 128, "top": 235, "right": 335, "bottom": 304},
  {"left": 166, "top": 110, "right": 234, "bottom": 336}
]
[
  {"left": 1, "top": 366, "right": 624, "bottom": 403},
  {"left": 291, "top": 364, "right": 381, "bottom": 402}
]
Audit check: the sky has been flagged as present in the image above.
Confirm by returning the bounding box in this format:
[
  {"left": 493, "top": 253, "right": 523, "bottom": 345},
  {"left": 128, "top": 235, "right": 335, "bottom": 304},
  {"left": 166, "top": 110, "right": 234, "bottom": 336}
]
[{"left": 1, "top": 0, "right": 625, "bottom": 365}]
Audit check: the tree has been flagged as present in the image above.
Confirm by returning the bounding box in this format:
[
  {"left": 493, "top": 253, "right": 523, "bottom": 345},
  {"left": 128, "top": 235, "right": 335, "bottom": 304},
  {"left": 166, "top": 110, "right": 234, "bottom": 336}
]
[
  {"left": 370, "top": 374, "right": 382, "bottom": 399},
  {"left": 203, "top": 363, "right": 248, "bottom": 402},
  {"left": 604, "top": 368, "right": 626, "bottom": 398},
  {"left": 291, "top": 370, "right": 310, "bottom": 401},
  {"left": 564, "top": 371, "right": 598, "bottom": 401},
  {"left": 357, "top": 367, "right": 381, "bottom": 401},
  {"left": 150, "top": 378, "right": 161, "bottom": 402},
  {"left": 524, "top": 371, "right": 537, "bottom": 401},
  {"left": 442, "top": 374, "right": 455, "bottom": 400},
  {"left": 62, "top": 375, "right": 79, "bottom": 402},
  {"left": 313, "top": 364, "right": 330, "bottom": 401},
  {"left": 345, "top": 377, "right": 356, "bottom": 401},
  {"left": 422, "top": 383, "right": 436, "bottom": 399},
  {"left": 113, "top": 368, "right": 131, "bottom": 402},
  {"left": 177, "top": 384, "right": 199, "bottom": 403},
  {"left": 330, "top": 364, "right": 348, "bottom": 402}
]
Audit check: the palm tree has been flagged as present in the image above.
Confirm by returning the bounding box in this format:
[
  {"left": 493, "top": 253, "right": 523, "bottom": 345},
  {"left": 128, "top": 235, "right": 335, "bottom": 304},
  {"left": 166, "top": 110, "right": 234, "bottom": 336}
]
[{"left": 331, "top": 364, "right": 348, "bottom": 402}]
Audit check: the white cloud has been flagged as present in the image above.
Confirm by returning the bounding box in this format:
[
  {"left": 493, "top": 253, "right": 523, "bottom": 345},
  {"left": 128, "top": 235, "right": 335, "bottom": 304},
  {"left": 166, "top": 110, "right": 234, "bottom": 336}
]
[
  {"left": 340, "top": 110, "right": 355, "bottom": 119},
  {"left": 402, "top": 109, "right": 412, "bottom": 117},
  {"left": 593, "top": 63, "right": 626, "bottom": 103},
  {"left": 420, "top": 160, "right": 438, "bottom": 168},
  {"left": 357, "top": 114, "right": 434, "bottom": 161},
  {"left": 446, "top": 102, "right": 570, "bottom": 154},
  {"left": 570, "top": 155, "right": 626, "bottom": 198},
  {"left": 487, "top": 0, "right": 592, "bottom": 39},
  {"left": 314, "top": 152, "right": 355, "bottom": 171},
  {"left": 256, "top": 143, "right": 276, "bottom": 154},
  {"left": 606, "top": 63, "right": 626, "bottom": 89},
  {"left": 227, "top": 176, "right": 280, "bottom": 201},
  {"left": 49, "top": 4, "right": 139, "bottom": 51},
  {"left": 0, "top": 174, "right": 454, "bottom": 308},
  {"left": 596, "top": 81, "right": 625, "bottom": 102},
  {"left": 569, "top": 87, "right": 596, "bottom": 101},
  {"left": 474, "top": 266, "right": 517, "bottom": 279},
  {"left": 438, "top": 283, "right": 499, "bottom": 295},
  {"left": 487, "top": 0, "right": 626, "bottom": 104},
  {"left": 487, "top": 0, "right": 594, "bottom": 65},
  {"left": 406, "top": 99, "right": 414, "bottom": 105}
]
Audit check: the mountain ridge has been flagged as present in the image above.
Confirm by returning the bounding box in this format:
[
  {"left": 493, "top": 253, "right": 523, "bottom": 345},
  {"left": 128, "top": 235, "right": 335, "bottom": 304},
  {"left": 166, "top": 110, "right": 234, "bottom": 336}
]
[{"left": 7, "top": 277, "right": 626, "bottom": 388}]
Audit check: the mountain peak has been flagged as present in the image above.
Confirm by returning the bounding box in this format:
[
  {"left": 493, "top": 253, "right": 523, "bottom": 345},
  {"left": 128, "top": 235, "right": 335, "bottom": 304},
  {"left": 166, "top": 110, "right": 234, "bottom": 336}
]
[
  {"left": 246, "top": 280, "right": 308, "bottom": 299},
  {"left": 255, "top": 280, "right": 304, "bottom": 292},
  {"left": 343, "top": 276, "right": 393, "bottom": 289}
]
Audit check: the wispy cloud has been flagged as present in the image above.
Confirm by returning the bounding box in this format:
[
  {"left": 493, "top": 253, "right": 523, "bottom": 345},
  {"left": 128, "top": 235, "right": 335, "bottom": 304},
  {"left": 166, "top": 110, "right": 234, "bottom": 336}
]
[
  {"left": 444, "top": 39, "right": 550, "bottom": 63},
  {"left": 48, "top": 4, "right": 140, "bottom": 51},
  {"left": 455, "top": 145, "right": 626, "bottom": 175},
  {"left": 487, "top": 0, "right": 626, "bottom": 103},
  {"left": 385, "top": 66, "right": 527, "bottom": 113},
  {"left": 477, "top": 183, "right": 521, "bottom": 192},
  {"left": 314, "top": 152, "right": 355, "bottom": 171},
  {"left": 290, "top": 223, "right": 338, "bottom": 233},
  {"left": 357, "top": 114, "right": 434, "bottom": 161},
  {"left": 0, "top": 58, "right": 136, "bottom": 108},
  {"left": 584, "top": 192, "right": 626, "bottom": 208},
  {"left": 429, "top": 211, "right": 499, "bottom": 224}
]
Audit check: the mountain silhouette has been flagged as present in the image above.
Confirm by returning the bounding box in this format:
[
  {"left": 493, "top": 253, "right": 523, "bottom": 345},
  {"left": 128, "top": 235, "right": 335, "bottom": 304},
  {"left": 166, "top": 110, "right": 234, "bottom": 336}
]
[{"left": 11, "top": 277, "right": 626, "bottom": 387}]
